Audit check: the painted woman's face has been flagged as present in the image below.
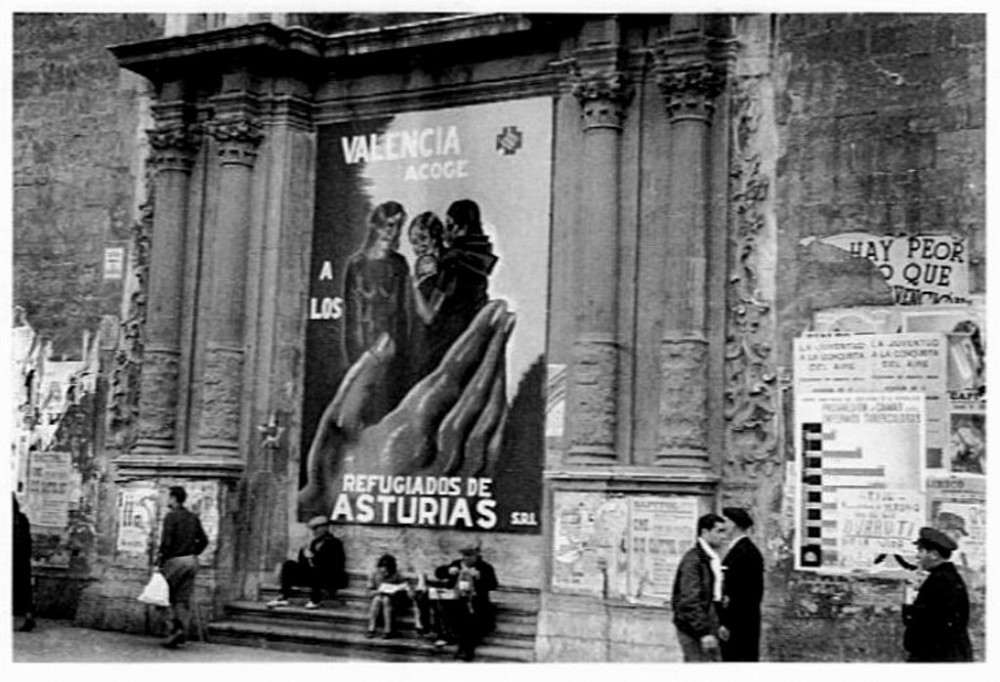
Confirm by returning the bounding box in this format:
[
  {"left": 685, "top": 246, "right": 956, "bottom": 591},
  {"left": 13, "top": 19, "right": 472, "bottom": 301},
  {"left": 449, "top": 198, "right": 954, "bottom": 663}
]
[
  {"left": 409, "top": 223, "right": 434, "bottom": 257},
  {"left": 377, "top": 213, "right": 404, "bottom": 248},
  {"left": 443, "top": 215, "right": 467, "bottom": 248}
]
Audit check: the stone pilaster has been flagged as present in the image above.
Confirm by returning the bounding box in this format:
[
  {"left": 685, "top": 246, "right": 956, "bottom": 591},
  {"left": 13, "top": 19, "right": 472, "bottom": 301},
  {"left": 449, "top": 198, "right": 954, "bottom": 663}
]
[
  {"left": 196, "top": 100, "right": 264, "bottom": 456},
  {"left": 566, "top": 65, "right": 633, "bottom": 463},
  {"left": 654, "top": 34, "right": 731, "bottom": 467},
  {"left": 133, "top": 92, "right": 200, "bottom": 454}
]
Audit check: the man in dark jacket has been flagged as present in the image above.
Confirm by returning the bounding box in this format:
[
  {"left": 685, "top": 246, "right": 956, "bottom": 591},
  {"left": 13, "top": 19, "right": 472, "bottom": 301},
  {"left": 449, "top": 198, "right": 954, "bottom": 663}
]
[
  {"left": 719, "top": 507, "right": 765, "bottom": 661},
  {"left": 157, "top": 486, "right": 209, "bottom": 648},
  {"left": 902, "top": 526, "right": 973, "bottom": 662},
  {"left": 672, "top": 513, "right": 727, "bottom": 662},
  {"left": 267, "top": 515, "right": 347, "bottom": 609},
  {"left": 13, "top": 494, "right": 36, "bottom": 632},
  {"left": 435, "top": 545, "right": 498, "bottom": 661}
]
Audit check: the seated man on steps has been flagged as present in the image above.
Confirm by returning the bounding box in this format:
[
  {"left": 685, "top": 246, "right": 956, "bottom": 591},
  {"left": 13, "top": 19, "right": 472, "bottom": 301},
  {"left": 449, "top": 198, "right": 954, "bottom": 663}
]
[
  {"left": 267, "top": 515, "right": 346, "bottom": 609},
  {"left": 434, "top": 545, "right": 498, "bottom": 661}
]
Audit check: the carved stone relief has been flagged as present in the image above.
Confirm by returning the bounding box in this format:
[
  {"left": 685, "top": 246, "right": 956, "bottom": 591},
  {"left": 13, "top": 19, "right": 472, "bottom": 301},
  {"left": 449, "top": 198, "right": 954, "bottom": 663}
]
[
  {"left": 657, "top": 338, "right": 709, "bottom": 455},
  {"left": 657, "top": 62, "right": 728, "bottom": 122},
  {"left": 723, "top": 77, "right": 780, "bottom": 481},
  {"left": 199, "top": 345, "right": 245, "bottom": 445},
  {"left": 147, "top": 124, "right": 201, "bottom": 173},
  {"left": 207, "top": 116, "right": 264, "bottom": 166},
  {"left": 108, "top": 198, "right": 152, "bottom": 451},
  {"left": 571, "top": 71, "right": 635, "bottom": 130},
  {"left": 134, "top": 348, "right": 181, "bottom": 446},
  {"left": 568, "top": 337, "right": 618, "bottom": 458}
]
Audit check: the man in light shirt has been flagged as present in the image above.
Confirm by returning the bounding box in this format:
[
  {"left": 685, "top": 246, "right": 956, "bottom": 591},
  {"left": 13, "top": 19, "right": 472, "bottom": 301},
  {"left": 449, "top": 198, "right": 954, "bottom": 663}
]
[{"left": 671, "top": 513, "right": 727, "bottom": 662}]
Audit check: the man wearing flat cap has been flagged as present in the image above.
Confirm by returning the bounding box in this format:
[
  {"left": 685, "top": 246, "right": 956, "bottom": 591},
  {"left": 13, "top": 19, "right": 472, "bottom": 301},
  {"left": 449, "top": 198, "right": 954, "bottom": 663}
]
[
  {"left": 719, "top": 507, "right": 765, "bottom": 661},
  {"left": 902, "top": 526, "right": 972, "bottom": 662},
  {"left": 434, "top": 544, "right": 498, "bottom": 661},
  {"left": 267, "top": 515, "right": 346, "bottom": 609}
]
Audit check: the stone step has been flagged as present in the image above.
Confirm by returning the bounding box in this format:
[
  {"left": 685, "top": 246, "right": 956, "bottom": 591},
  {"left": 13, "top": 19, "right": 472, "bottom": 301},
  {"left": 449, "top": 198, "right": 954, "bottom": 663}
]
[
  {"left": 225, "top": 600, "right": 537, "bottom": 646},
  {"left": 259, "top": 582, "right": 541, "bottom": 616},
  {"left": 340, "top": 569, "right": 542, "bottom": 598},
  {"left": 237, "top": 572, "right": 540, "bottom": 661},
  {"left": 256, "top": 590, "right": 540, "bottom": 627},
  {"left": 207, "top": 619, "right": 535, "bottom": 663}
]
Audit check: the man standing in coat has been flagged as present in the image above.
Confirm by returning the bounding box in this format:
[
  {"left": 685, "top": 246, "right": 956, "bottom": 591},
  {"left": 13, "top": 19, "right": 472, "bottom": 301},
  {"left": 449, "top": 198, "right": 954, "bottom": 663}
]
[
  {"left": 157, "top": 486, "right": 208, "bottom": 649},
  {"left": 902, "top": 527, "right": 973, "bottom": 662},
  {"left": 719, "top": 507, "right": 764, "bottom": 661},
  {"left": 13, "top": 494, "right": 36, "bottom": 632},
  {"left": 672, "top": 513, "right": 727, "bottom": 662}
]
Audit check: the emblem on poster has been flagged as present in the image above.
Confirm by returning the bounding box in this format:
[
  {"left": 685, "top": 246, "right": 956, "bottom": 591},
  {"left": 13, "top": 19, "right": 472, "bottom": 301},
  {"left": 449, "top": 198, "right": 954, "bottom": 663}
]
[{"left": 495, "top": 126, "right": 523, "bottom": 156}]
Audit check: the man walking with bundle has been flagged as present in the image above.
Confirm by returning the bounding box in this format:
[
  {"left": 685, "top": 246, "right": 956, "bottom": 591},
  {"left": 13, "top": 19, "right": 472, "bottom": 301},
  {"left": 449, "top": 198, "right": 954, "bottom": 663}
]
[{"left": 157, "top": 486, "right": 208, "bottom": 649}]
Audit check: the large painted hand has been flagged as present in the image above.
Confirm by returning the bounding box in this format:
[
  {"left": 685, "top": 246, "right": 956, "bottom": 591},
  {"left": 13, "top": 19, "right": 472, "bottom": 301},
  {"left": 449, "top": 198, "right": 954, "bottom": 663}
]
[
  {"left": 297, "top": 333, "right": 395, "bottom": 514},
  {"left": 298, "top": 300, "right": 514, "bottom": 515}
]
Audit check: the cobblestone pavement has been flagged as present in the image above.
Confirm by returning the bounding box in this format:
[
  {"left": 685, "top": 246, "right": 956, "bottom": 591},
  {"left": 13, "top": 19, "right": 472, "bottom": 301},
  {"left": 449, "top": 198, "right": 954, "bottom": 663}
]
[{"left": 11, "top": 619, "right": 353, "bottom": 663}]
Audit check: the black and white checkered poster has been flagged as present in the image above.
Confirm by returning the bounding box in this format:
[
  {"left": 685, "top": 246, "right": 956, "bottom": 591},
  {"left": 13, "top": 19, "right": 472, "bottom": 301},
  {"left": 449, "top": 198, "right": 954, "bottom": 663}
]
[{"left": 795, "top": 392, "right": 926, "bottom": 572}]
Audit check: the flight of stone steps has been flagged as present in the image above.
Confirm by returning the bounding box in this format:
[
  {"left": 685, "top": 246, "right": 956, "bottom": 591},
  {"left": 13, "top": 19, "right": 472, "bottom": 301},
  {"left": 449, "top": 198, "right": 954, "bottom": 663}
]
[{"left": 207, "top": 570, "right": 539, "bottom": 662}]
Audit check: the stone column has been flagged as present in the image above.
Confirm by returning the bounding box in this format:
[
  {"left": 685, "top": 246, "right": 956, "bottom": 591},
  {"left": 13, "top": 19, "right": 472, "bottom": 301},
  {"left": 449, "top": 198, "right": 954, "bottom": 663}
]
[
  {"left": 196, "top": 100, "right": 264, "bottom": 456},
  {"left": 655, "top": 44, "right": 729, "bottom": 467},
  {"left": 133, "top": 86, "right": 200, "bottom": 454},
  {"left": 566, "top": 69, "right": 634, "bottom": 463}
]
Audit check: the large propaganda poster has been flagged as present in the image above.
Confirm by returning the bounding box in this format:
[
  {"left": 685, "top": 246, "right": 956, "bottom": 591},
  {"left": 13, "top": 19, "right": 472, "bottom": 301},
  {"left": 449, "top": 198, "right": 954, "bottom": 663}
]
[{"left": 299, "top": 98, "right": 553, "bottom": 533}]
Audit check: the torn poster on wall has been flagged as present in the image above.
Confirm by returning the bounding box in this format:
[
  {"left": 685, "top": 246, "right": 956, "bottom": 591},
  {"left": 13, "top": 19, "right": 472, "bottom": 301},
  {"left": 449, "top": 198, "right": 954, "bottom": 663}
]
[
  {"left": 116, "top": 484, "right": 159, "bottom": 558},
  {"left": 794, "top": 333, "right": 947, "bottom": 470},
  {"left": 801, "top": 233, "right": 970, "bottom": 305},
  {"left": 550, "top": 491, "right": 700, "bottom": 604},
  {"left": 925, "top": 475, "right": 985, "bottom": 589}
]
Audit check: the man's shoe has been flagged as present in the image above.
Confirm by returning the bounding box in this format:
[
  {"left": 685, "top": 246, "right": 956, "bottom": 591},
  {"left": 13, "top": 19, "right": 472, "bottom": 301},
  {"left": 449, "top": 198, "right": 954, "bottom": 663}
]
[
  {"left": 365, "top": 629, "right": 377, "bottom": 639},
  {"left": 304, "top": 601, "right": 320, "bottom": 610},
  {"left": 161, "top": 631, "right": 186, "bottom": 649},
  {"left": 266, "top": 598, "right": 290, "bottom": 608},
  {"left": 434, "top": 639, "right": 447, "bottom": 649}
]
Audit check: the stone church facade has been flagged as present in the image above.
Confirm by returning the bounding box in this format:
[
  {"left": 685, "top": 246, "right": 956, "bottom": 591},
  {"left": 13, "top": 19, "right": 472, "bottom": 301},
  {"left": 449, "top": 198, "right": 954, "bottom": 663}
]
[{"left": 12, "top": 13, "right": 985, "bottom": 661}]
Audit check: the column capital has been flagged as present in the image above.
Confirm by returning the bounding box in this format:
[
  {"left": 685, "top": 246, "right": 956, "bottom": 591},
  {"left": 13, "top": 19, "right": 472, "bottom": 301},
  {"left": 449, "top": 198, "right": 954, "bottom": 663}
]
[
  {"left": 570, "top": 70, "right": 635, "bottom": 131},
  {"left": 206, "top": 115, "right": 265, "bottom": 166},
  {"left": 147, "top": 123, "right": 203, "bottom": 172},
  {"left": 656, "top": 61, "right": 728, "bottom": 123}
]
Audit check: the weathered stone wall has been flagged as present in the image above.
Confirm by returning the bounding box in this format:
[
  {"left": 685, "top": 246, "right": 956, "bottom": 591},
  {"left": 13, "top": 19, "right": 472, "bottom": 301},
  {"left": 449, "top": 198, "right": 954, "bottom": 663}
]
[
  {"left": 761, "top": 13, "right": 986, "bottom": 662},
  {"left": 774, "top": 12, "right": 985, "bottom": 356},
  {"left": 13, "top": 13, "right": 163, "bottom": 358},
  {"left": 13, "top": 11, "right": 164, "bottom": 621}
]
